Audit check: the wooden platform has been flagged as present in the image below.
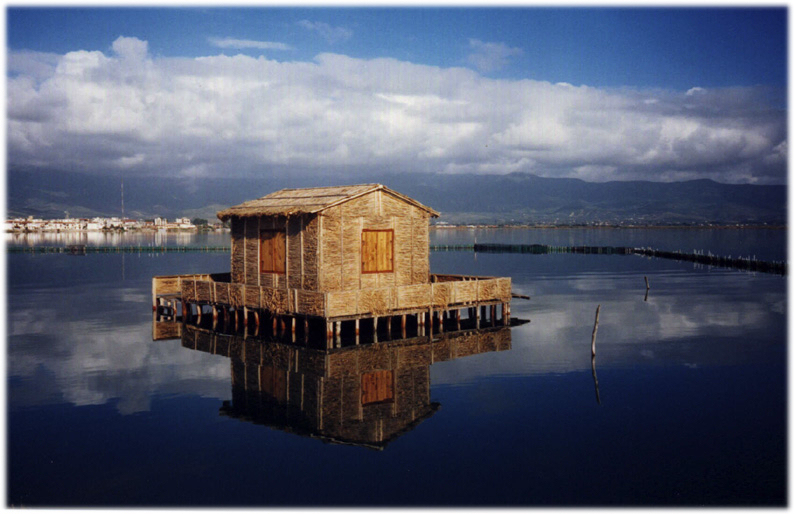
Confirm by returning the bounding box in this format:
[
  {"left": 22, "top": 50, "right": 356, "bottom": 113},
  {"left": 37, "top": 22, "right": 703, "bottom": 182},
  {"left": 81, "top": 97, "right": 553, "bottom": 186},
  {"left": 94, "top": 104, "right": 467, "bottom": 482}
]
[{"left": 153, "top": 272, "right": 511, "bottom": 346}]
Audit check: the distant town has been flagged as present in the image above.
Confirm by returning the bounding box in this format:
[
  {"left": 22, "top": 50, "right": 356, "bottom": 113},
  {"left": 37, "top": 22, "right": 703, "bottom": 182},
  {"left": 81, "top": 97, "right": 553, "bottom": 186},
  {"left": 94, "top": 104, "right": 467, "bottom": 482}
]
[
  {"left": 5, "top": 216, "right": 228, "bottom": 233},
  {"left": 6, "top": 216, "right": 782, "bottom": 235}
]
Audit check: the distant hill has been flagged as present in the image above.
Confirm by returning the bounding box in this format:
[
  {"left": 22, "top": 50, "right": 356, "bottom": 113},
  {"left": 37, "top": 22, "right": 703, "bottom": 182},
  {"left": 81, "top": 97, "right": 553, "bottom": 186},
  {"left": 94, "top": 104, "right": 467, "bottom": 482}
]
[
  {"left": 382, "top": 172, "right": 787, "bottom": 225},
  {"left": 6, "top": 168, "right": 787, "bottom": 225}
]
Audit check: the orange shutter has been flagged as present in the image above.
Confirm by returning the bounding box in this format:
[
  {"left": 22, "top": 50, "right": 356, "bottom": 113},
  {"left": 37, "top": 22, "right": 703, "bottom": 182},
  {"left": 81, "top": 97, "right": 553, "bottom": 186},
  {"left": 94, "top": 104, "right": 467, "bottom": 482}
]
[
  {"left": 361, "top": 230, "right": 393, "bottom": 273},
  {"left": 260, "top": 232, "right": 274, "bottom": 272},
  {"left": 260, "top": 230, "right": 286, "bottom": 274},
  {"left": 273, "top": 230, "right": 286, "bottom": 274}
]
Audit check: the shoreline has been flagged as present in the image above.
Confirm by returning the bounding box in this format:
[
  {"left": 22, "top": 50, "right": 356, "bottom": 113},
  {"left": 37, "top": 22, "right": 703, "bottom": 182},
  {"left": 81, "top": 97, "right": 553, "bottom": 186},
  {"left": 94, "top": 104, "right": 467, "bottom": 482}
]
[{"left": 5, "top": 224, "right": 785, "bottom": 235}]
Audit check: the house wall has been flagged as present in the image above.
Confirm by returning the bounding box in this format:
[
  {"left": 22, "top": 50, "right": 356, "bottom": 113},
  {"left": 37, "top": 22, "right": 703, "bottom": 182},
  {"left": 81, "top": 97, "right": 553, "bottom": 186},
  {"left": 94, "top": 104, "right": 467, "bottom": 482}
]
[
  {"left": 318, "top": 189, "right": 432, "bottom": 293},
  {"left": 229, "top": 189, "right": 432, "bottom": 293},
  {"left": 230, "top": 213, "right": 322, "bottom": 291}
]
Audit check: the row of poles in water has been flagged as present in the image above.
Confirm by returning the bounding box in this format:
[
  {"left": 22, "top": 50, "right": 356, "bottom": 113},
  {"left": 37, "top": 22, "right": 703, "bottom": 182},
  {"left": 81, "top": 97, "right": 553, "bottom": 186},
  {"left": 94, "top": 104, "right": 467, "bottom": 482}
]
[{"left": 9, "top": 243, "right": 786, "bottom": 275}]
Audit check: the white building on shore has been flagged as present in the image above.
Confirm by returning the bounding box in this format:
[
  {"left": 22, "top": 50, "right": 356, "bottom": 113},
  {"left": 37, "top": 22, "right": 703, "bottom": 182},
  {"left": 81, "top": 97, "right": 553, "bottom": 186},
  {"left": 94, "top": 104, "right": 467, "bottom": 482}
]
[{"left": 5, "top": 216, "right": 193, "bottom": 233}]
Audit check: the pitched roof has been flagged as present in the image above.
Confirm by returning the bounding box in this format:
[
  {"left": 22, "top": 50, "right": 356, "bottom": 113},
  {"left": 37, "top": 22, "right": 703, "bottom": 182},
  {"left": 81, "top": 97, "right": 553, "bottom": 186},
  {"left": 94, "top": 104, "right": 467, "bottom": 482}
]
[{"left": 217, "top": 184, "right": 440, "bottom": 220}]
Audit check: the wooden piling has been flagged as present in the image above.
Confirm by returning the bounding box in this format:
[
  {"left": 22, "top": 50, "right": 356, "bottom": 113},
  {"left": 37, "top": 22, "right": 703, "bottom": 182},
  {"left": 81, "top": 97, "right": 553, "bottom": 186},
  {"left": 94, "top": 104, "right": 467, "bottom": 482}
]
[{"left": 591, "top": 305, "right": 601, "bottom": 357}]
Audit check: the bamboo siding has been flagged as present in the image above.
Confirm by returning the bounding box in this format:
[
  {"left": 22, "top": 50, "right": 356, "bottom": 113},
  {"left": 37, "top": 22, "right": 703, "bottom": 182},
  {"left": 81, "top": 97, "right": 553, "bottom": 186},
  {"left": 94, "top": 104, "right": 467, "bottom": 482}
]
[
  {"left": 219, "top": 185, "right": 439, "bottom": 294},
  {"left": 171, "top": 273, "right": 510, "bottom": 320}
]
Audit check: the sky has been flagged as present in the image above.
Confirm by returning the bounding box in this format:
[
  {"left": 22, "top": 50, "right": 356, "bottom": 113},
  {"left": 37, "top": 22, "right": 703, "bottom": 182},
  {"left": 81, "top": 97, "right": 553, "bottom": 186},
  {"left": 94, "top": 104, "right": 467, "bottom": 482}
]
[{"left": 6, "top": 6, "right": 788, "bottom": 184}]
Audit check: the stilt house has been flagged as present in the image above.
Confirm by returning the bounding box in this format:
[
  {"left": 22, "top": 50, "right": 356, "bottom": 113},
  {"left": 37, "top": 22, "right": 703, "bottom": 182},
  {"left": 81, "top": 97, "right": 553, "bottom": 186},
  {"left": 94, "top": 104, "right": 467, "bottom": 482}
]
[{"left": 153, "top": 184, "right": 511, "bottom": 346}]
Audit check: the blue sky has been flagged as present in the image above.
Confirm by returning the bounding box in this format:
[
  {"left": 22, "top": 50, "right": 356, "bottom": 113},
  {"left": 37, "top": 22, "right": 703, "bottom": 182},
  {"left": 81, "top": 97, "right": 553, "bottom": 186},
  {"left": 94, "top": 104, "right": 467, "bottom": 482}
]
[
  {"left": 6, "top": 7, "right": 788, "bottom": 184},
  {"left": 8, "top": 7, "right": 786, "bottom": 89}
]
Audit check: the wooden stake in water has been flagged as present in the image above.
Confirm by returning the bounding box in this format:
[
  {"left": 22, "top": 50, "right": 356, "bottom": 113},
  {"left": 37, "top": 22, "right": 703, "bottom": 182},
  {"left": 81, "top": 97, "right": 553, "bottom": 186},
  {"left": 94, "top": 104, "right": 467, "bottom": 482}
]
[{"left": 591, "top": 305, "right": 601, "bottom": 357}]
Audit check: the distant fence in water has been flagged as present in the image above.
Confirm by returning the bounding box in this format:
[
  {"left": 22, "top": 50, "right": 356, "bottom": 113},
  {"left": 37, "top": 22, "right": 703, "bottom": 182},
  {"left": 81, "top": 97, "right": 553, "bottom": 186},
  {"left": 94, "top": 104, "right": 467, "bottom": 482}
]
[
  {"left": 7, "top": 245, "right": 231, "bottom": 254},
  {"left": 7, "top": 243, "right": 786, "bottom": 275},
  {"left": 433, "top": 243, "right": 787, "bottom": 275}
]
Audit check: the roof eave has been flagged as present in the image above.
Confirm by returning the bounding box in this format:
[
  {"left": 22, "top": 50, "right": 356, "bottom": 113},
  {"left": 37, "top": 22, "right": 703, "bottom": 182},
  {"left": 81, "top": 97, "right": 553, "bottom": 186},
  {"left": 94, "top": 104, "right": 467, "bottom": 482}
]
[{"left": 216, "top": 183, "right": 440, "bottom": 220}]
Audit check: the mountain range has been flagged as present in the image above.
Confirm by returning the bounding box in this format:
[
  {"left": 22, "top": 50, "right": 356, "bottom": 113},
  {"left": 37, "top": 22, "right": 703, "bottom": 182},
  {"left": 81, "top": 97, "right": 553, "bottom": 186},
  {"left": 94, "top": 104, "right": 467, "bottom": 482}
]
[{"left": 6, "top": 168, "right": 787, "bottom": 226}]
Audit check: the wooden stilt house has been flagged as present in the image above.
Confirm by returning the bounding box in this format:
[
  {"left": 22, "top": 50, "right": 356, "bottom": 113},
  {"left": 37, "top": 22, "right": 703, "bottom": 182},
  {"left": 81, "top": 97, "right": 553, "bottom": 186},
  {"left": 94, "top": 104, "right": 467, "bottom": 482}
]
[
  {"left": 216, "top": 184, "right": 438, "bottom": 294},
  {"left": 153, "top": 184, "right": 512, "bottom": 347}
]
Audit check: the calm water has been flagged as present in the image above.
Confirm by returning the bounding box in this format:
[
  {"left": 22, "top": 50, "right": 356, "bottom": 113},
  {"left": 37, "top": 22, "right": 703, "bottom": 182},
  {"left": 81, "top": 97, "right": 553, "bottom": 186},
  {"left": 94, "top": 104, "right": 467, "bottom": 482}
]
[
  {"left": 431, "top": 226, "right": 787, "bottom": 261},
  {"left": 6, "top": 230, "right": 787, "bottom": 506}
]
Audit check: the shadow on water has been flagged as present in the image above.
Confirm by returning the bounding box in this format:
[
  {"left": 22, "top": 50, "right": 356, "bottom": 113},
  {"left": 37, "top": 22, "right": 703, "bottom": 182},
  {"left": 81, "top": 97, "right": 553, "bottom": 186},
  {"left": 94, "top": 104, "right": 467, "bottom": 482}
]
[{"left": 154, "top": 314, "right": 515, "bottom": 450}]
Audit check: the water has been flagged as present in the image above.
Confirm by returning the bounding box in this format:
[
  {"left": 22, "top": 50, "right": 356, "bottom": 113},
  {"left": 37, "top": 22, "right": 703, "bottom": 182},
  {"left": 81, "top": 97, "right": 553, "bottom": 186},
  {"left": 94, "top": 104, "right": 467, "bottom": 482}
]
[
  {"left": 6, "top": 226, "right": 787, "bottom": 261},
  {"left": 5, "top": 229, "right": 231, "bottom": 248},
  {"left": 432, "top": 226, "right": 787, "bottom": 261},
  {"left": 6, "top": 230, "right": 787, "bottom": 506}
]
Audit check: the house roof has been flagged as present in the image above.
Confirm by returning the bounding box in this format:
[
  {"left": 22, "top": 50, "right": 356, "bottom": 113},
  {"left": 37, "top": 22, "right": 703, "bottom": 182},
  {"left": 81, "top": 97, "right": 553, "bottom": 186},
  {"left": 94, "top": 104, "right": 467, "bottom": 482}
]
[{"left": 216, "top": 184, "right": 440, "bottom": 220}]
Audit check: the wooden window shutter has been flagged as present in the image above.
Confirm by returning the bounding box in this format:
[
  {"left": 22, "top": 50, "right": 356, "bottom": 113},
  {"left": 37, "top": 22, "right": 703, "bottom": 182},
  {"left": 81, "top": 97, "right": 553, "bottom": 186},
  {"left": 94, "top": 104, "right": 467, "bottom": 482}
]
[
  {"left": 361, "top": 229, "right": 394, "bottom": 273},
  {"left": 260, "top": 229, "right": 286, "bottom": 274}
]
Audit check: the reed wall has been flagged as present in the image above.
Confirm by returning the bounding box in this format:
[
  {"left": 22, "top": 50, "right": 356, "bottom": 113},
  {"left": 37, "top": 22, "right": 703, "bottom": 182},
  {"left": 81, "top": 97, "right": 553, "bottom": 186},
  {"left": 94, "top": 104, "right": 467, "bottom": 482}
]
[{"left": 228, "top": 189, "right": 434, "bottom": 295}]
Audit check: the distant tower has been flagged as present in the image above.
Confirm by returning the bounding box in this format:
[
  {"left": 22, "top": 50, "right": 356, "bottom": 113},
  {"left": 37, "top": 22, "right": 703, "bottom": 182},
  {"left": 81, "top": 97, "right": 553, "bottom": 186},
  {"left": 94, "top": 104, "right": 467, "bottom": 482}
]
[{"left": 121, "top": 176, "right": 125, "bottom": 219}]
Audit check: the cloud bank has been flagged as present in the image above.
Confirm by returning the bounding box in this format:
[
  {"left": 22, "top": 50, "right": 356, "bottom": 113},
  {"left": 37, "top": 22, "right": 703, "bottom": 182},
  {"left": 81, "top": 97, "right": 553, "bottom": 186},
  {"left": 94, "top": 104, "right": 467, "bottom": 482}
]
[{"left": 7, "top": 36, "right": 787, "bottom": 184}]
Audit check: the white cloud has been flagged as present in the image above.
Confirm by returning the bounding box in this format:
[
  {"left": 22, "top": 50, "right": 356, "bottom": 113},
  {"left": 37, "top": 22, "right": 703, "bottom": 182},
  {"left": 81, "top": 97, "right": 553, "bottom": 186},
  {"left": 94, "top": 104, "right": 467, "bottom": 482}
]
[
  {"left": 297, "top": 19, "right": 353, "bottom": 44},
  {"left": 466, "top": 38, "right": 523, "bottom": 73},
  {"left": 6, "top": 36, "right": 787, "bottom": 184},
  {"left": 112, "top": 35, "right": 148, "bottom": 61},
  {"left": 208, "top": 37, "right": 293, "bottom": 51}
]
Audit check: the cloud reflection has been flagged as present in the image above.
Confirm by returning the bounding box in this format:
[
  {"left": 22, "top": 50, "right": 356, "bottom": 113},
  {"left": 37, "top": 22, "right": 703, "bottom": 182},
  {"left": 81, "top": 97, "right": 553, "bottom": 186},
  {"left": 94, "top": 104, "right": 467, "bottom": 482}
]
[
  {"left": 7, "top": 255, "right": 785, "bottom": 415},
  {"left": 8, "top": 283, "right": 230, "bottom": 415},
  {"left": 432, "top": 269, "right": 786, "bottom": 383}
]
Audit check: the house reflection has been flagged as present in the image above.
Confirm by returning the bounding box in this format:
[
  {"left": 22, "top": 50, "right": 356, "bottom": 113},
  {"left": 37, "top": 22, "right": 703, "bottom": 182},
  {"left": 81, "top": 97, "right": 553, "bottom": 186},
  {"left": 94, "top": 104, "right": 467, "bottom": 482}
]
[{"left": 155, "top": 317, "right": 511, "bottom": 450}]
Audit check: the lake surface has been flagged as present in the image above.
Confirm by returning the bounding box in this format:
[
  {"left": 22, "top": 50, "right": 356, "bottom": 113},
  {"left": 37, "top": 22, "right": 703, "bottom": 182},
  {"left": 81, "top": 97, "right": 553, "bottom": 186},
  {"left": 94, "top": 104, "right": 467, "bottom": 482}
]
[{"left": 6, "top": 229, "right": 787, "bottom": 506}]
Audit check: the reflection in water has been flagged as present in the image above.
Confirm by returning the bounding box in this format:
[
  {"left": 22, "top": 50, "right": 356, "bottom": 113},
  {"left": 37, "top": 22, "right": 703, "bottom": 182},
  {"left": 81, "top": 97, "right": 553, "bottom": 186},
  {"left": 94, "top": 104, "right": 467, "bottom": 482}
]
[
  {"left": 7, "top": 244, "right": 786, "bottom": 506},
  {"left": 6, "top": 230, "right": 230, "bottom": 248},
  {"left": 157, "top": 317, "right": 511, "bottom": 450},
  {"left": 591, "top": 356, "right": 601, "bottom": 405}
]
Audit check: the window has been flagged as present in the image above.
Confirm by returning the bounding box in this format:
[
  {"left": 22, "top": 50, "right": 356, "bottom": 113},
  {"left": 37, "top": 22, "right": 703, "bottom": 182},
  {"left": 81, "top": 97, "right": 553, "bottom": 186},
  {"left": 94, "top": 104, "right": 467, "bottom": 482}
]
[
  {"left": 260, "top": 230, "right": 286, "bottom": 274},
  {"left": 361, "top": 229, "right": 394, "bottom": 273},
  {"left": 361, "top": 370, "right": 394, "bottom": 405}
]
